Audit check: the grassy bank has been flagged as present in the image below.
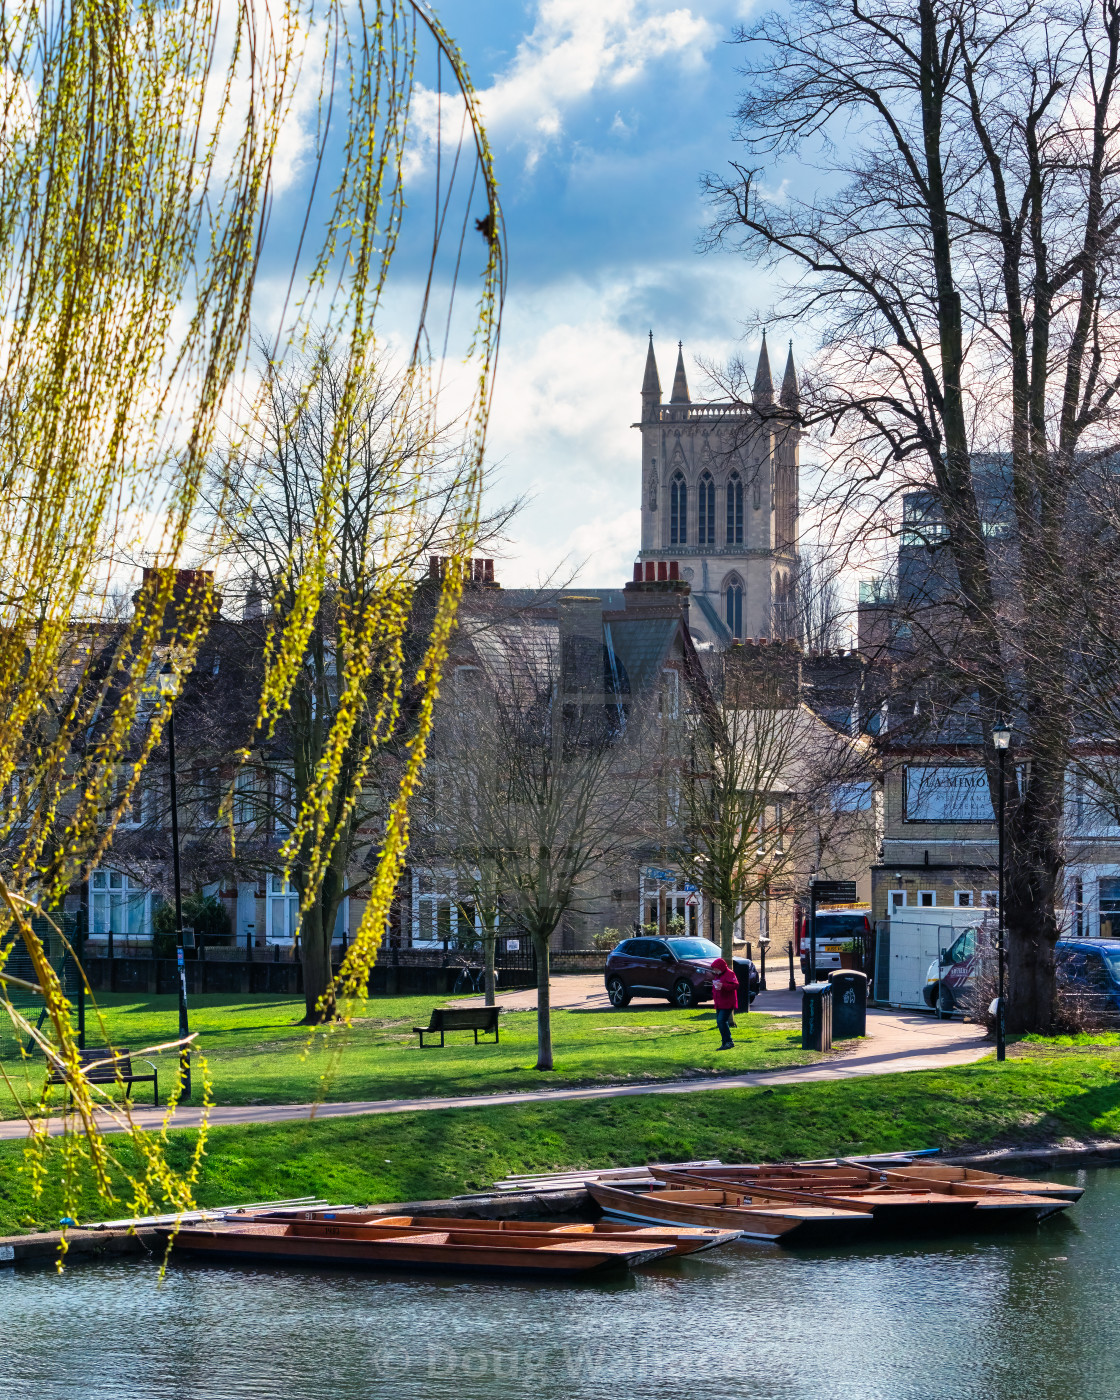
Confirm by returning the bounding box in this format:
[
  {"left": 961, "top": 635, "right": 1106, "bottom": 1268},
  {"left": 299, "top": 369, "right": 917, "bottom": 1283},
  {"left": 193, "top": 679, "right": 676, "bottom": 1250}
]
[
  {"left": 0, "top": 993, "right": 820, "bottom": 1115},
  {"left": 2, "top": 1048, "right": 1119, "bottom": 1235}
]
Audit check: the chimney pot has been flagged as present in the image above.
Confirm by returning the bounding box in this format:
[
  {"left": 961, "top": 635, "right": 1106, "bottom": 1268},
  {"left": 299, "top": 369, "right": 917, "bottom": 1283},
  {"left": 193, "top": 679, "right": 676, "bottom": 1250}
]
[
  {"left": 658, "top": 561, "right": 667, "bottom": 581},
  {"left": 633, "top": 562, "right": 642, "bottom": 582},
  {"left": 669, "top": 560, "right": 679, "bottom": 580},
  {"left": 645, "top": 562, "right": 655, "bottom": 582}
]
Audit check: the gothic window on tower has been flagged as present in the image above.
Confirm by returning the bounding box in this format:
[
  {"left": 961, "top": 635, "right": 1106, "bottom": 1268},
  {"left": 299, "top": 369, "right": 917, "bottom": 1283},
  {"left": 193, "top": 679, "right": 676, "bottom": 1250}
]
[
  {"left": 726, "top": 472, "right": 743, "bottom": 545},
  {"left": 725, "top": 575, "right": 744, "bottom": 640},
  {"left": 697, "top": 471, "right": 715, "bottom": 546},
  {"left": 670, "top": 472, "right": 687, "bottom": 545}
]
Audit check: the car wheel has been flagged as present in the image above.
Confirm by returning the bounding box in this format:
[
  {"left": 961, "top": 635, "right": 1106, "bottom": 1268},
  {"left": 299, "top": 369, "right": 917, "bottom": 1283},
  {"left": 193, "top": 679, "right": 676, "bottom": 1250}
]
[
  {"left": 606, "top": 976, "right": 631, "bottom": 1007},
  {"left": 672, "top": 978, "right": 699, "bottom": 1009},
  {"left": 924, "top": 982, "right": 940, "bottom": 1009}
]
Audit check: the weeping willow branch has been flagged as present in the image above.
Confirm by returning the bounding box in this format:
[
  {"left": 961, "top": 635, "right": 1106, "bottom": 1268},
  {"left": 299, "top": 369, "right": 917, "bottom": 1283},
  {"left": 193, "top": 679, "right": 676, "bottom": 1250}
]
[{"left": 0, "top": 0, "right": 503, "bottom": 1251}]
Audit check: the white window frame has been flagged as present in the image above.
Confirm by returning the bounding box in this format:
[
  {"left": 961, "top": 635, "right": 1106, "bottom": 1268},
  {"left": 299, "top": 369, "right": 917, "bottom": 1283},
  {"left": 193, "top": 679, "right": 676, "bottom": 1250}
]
[
  {"left": 917, "top": 890, "right": 936, "bottom": 907},
  {"left": 271, "top": 764, "right": 297, "bottom": 838},
  {"left": 888, "top": 889, "right": 908, "bottom": 912},
  {"left": 981, "top": 889, "right": 999, "bottom": 908},
  {"left": 411, "top": 868, "right": 461, "bottom": 947},
  {"left": 265, "top": 873, "right": 300, "bottom": 942},
  {"left": 89, "top": 869, "right": 152, "bottom": 938},
  {"left": 954, "top": 890, "right": 974, "bottom": 907}
]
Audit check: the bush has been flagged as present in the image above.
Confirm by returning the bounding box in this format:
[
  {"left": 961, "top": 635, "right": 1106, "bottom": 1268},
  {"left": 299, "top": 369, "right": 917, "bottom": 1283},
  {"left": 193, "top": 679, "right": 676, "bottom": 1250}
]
[
  {"left": 152, "top": 892, "right": 233, "bottom": 949},
  {"left": 592, "top": 928, "right": 620, "bottom": 951}
]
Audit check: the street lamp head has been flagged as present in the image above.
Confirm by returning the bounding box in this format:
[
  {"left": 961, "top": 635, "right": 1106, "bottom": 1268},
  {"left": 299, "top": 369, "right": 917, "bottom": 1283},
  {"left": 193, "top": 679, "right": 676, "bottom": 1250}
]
[
  {"left": 991, "top": 716, "right": 1012, "bottom": 751},
  {"left": 158, "top": 662, "right": 180, "bottom": 698}
]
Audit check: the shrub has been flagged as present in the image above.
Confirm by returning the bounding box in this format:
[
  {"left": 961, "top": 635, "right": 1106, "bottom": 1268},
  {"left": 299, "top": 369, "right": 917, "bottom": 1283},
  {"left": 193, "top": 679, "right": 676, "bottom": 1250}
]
[{"left": 152, "top": 892, "right": 233, "bottom": 948}]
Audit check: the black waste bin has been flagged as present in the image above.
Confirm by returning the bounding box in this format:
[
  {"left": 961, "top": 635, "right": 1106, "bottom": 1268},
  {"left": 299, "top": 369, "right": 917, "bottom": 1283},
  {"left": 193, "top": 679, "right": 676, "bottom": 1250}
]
[
  {"left": 828, "top": 970, "right": 868, "bottom": 1038},
  {"left": 733, "top": 957, "right": 758, "bottom": 1007},
  {"left": 801, "top": 981, "right": 832, "bottom": 1051}
]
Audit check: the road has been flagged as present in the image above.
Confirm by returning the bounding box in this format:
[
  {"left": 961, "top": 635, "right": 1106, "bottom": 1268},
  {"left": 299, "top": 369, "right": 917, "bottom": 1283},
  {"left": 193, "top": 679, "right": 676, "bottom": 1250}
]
[{"left": 0, "top": 976, "right": 989, "bottom": 1140}]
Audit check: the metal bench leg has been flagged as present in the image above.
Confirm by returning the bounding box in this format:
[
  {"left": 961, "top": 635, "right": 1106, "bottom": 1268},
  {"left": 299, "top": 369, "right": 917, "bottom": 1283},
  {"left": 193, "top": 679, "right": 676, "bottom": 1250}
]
[
  {"left": 473, "top": 1028, "right": 479, "bottom": 1044},
  {"left": 153, "top": 1072, "right": 159, "bottom": 1107}
]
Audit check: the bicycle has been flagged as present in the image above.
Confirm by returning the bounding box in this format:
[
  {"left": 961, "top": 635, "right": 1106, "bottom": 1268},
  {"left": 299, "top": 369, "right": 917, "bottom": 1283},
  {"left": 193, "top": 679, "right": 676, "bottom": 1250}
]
[{"left": 451, "top": 964, "right": 498, "bottom": 996}]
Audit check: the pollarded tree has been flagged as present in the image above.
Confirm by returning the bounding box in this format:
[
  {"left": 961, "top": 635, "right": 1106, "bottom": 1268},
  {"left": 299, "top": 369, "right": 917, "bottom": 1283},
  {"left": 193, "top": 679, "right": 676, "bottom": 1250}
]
[{"left": 705, "top": 0, "right": 1120, "bottom": 1031}]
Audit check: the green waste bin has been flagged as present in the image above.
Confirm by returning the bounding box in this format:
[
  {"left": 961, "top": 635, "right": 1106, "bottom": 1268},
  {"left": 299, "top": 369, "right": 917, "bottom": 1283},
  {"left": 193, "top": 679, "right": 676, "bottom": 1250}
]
[
  {"left": 801, "top": 981, "right": 832, "bottom": 1051},
  {"left": 828, "top": 970, "right": 868, "bottom": 1038}
]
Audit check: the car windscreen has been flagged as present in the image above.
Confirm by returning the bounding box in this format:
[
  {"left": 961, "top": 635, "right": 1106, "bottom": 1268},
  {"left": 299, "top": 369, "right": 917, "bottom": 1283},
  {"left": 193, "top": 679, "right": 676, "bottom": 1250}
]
[
  {"left": 815, "top": 915, "right": 868, "bottom": 936},
  {"left": 1098, "top": 949, "right": 1120, "bottom": 985},
  {"left": 666, "top": 938, "right": 721, "bottom": 960}
]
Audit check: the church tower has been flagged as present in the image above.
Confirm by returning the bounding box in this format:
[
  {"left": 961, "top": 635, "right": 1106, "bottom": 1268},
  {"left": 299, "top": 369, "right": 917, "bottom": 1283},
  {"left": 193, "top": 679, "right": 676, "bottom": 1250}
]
[{"left": 636, "top": 332, "right": 801, "bottom": 648}]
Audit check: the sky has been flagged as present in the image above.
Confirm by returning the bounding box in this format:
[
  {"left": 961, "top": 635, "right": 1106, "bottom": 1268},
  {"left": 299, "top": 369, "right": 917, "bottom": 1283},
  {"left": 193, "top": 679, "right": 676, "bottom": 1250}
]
[{"left": 425, "top": 0, "right": 778, "bottom": 588}]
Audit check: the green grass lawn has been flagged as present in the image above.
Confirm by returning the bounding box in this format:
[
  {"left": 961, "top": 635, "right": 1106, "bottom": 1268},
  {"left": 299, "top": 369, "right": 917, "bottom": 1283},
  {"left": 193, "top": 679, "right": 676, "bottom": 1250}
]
[
  {"left": 0, "top": 991, "right": 822, "bottom": 1114},
  {"left": 2, "top": 1046, "right": 1119, "bottom": 1235}
]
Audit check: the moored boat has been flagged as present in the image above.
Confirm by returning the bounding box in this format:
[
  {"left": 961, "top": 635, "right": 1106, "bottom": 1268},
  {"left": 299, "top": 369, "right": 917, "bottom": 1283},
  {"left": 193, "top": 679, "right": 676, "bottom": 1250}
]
[
  {"left": 238, "top": 1210, "right": 738, "bottom": 1255},
  {"left": 161, "top": 1219, "right": 677, "bottom": 1275},
  {"left": 645, "top": 1166, "right": 1072, "bottom": 1234},
  {"left": 587, "top": 1181, "right": 875, "bottom": 1247}
]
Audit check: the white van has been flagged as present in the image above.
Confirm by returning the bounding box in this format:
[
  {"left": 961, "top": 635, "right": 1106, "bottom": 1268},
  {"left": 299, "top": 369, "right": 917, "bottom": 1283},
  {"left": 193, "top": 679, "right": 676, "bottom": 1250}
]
[{"left": 799, "top": 907, "right": 873, "bottom": 980}]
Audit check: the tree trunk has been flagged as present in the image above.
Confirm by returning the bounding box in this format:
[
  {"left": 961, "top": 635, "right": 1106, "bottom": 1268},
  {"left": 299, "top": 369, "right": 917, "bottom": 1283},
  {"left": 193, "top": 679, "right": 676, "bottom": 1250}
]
[
  {"left": 719, "top": 904, "right": 735, "bottom": 963},
  {"left": 481, "top": 910, "right": 498, "bottom": 1008},
  {"left": 532, "top": 931, "right": 553, "bottom": 1070},
  {"left": 1005, "top": 824, "right": 1062, "bottom": 1034},
  {"left": 301, "top": 903, "right": 336, "bottom": 1024}
]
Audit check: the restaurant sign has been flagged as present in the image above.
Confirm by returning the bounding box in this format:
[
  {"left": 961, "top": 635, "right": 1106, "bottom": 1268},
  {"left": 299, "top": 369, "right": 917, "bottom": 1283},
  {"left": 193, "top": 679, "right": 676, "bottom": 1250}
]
[{"left": 904, "top": 765, "right": 993, "bottom": 822}]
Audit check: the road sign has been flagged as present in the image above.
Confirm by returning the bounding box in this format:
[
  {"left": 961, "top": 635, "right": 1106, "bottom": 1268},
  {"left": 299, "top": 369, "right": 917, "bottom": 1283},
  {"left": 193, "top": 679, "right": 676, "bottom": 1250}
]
[
  {"left": 644, "top": 867, "right": 675, "bottom": 883},
  {"left": 685, "top": 893, "right": 699, "bottom": 907},
  {"left": 811, "top": 879, "right": 858, "bottom": 903},
  {"left": 683, "top": 883, "right": 698, "bottom": 893}
]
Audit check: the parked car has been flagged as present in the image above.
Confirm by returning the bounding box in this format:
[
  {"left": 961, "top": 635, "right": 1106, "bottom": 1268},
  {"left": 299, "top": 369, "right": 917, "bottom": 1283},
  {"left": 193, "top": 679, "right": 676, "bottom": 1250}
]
[
  {"left": 799, "top": 909, "right": 873, "bottom": 980},
  {"left": 923, "top": 932, "right": 1120, "bottom": 1019},
  {"left": 605, "top": 936, "right": 759, "bottom": 1009}
]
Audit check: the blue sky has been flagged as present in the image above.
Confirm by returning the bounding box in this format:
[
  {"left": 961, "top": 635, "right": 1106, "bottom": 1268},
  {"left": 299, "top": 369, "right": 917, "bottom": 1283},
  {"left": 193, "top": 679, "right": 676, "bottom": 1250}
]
[{"left": 426, "top": 0, "right": 778, "bottom": 587}]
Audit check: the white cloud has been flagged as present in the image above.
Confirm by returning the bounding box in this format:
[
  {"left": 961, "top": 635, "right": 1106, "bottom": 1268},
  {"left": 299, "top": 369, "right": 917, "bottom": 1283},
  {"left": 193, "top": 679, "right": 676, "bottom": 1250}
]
[
  {"left": 410, "top": 0, "right": 717, "bottom": 173},
  {"left": 482, "top": 272, "right": 739, "bottom": 588}
]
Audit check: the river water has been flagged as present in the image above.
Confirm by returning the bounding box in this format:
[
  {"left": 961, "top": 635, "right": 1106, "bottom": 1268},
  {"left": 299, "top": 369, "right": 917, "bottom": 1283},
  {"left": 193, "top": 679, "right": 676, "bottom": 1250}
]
[{"left": 2, "top": 1168, "right": 1117, "bottom": 1400}]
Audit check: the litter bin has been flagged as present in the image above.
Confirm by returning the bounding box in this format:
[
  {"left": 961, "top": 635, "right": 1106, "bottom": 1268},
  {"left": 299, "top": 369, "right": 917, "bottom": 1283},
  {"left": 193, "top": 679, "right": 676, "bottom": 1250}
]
[
  {"left": 828, "top": 970, "right": 868, "bottom": 1038},
  {"left": 733, "top": 957, "right": 758, "bottom": 1007},
  {"left": 801, "top": 981, "right": 832, "bottom": 1051}
]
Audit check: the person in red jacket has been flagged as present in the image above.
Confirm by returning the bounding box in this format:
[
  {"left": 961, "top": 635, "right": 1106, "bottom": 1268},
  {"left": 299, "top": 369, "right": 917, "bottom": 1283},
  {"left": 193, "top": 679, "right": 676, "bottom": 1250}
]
[{"left": 710, "top": 958, "right": 739, "bottom": 1050}]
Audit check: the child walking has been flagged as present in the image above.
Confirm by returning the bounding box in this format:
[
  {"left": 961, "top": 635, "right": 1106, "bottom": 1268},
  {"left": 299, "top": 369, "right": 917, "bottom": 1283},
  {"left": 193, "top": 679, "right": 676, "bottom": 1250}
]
[{"left": 710, "top": 958, "right": 739, "bottom": 1050}]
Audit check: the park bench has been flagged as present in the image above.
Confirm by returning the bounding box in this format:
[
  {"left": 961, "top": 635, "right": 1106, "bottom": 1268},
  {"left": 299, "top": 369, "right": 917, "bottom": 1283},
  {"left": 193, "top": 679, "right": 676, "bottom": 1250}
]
[
  {"left": 412, "top": 1005, "right": 502, "bottom": 1048},
  {"left": 45, "top": 1047, "right": 160, "bottom": 1105}
]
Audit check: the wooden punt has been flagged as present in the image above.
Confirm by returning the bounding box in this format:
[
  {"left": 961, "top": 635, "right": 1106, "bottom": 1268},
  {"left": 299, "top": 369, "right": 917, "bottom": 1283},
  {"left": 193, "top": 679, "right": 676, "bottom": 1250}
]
[
  {"left": 161, "top": 1220, "right": 676, "bottom": 1276},
  {"left": 647, "top": 1167, "right": 1071, "bottom": 1233},
  {"left": 678, "top": 1160, "right": 1082, "bottom": 1202},
  {"left": 587, "top": 1182, "right": 874, "bottom": 1247},
  {"left": 239, "top": 1210, "right": 738, "bottom": 1256}
]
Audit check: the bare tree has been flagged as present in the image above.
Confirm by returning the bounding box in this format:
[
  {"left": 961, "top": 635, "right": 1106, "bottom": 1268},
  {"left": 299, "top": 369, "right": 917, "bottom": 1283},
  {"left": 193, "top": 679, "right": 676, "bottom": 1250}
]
[
  {"left": 675, "top": 648, "right": 873, "bottom": 960},
  {"left": 704, "top": 0, "right": 1120, "bottom": 1032},
  {"left": 207, "top": 345, "right": 515, "bottom": 1021},
  {"left": 432, "top": 632, "right": 642, "bottom": 1070},
  {"left": 797, "top": 549, "right": 845, "bottom": 652}
]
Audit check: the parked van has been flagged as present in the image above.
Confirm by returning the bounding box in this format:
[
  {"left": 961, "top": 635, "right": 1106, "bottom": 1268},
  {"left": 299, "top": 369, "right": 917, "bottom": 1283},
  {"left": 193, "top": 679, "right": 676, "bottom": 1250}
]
[{"left": 798, "top": 906, "right": 873, "bottom": 980}]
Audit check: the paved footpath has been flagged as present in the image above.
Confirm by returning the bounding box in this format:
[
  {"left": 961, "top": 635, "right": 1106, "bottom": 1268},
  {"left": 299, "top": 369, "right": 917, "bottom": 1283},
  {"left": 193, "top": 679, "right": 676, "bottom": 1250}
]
[{"left": 0, "top": 978, "right": 989, "bottom": 1141}]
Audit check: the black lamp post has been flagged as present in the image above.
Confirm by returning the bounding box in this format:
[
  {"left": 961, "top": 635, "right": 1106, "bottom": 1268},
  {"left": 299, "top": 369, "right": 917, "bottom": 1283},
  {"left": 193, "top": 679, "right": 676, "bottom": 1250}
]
[
  {"left": 991, "top": 716, "right": 1011, "bottom": 1063},
  {"left": 159, "top": 662, "right": 191, "bottom": 1098}
]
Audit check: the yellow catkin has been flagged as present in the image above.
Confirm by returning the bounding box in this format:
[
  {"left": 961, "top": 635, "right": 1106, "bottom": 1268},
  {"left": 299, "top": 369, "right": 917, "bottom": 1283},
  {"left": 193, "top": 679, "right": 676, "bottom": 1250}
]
[{"left": 0, "top": 0, "right": 503, "bottom": 1259}]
